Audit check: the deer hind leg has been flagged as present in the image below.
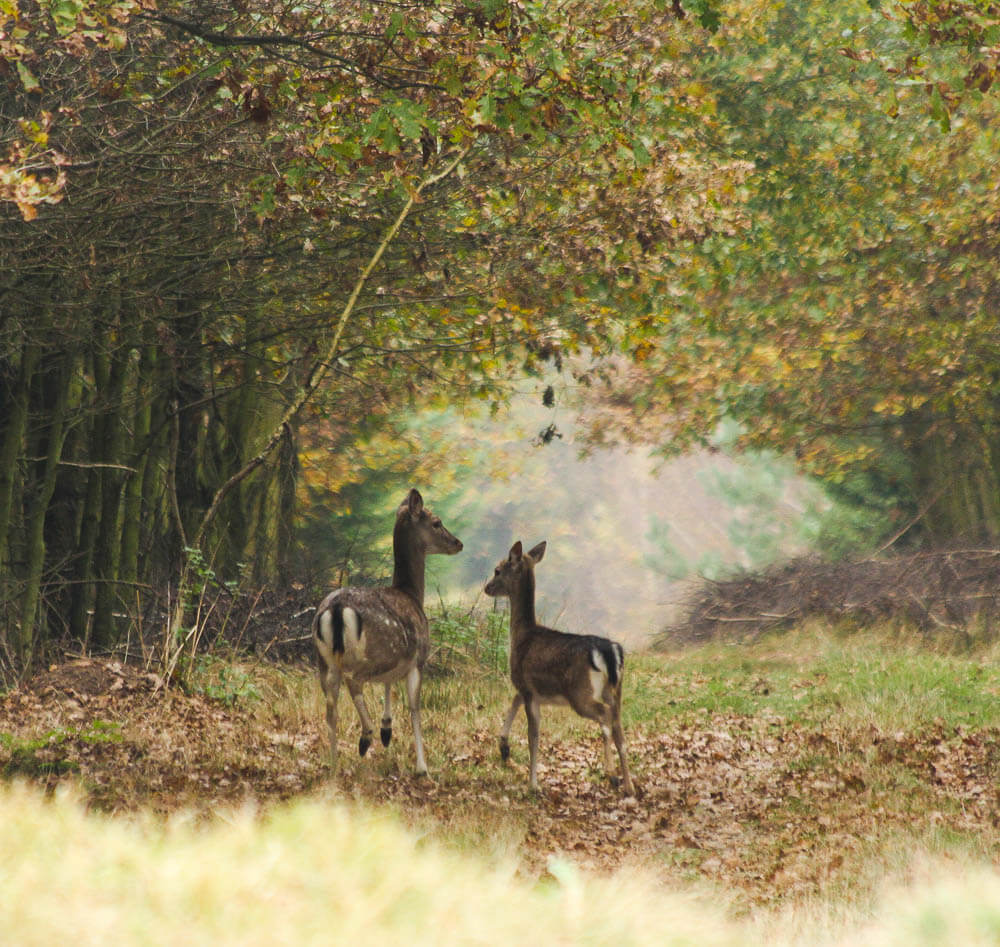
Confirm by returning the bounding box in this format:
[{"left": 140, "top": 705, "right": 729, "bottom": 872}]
[
  {"left": 611, "top": 712, "right": 633, "bottom": 794},
  {"left": 524, "top": 693, "right": 541, "bottom": 790},
  {"left": 609, "top": 687, "right": 633, "bottom": 794},
  {"left": 381, "top": 683, "right": 393, "bottom": 747},
  {"left": 571, "top": 689, "right": 627, "bottom": 791},
  {"left": 405, "top": 665, "right": 428, "bottom": 775},
  {"left": 322, "top": 666, "right": 342, "bottom": 769},
  {"left": 346, "top": 678, "right": 375, "bottom": 757},
  {"left": 600, "top": 719, "right": 617, "bottom": 784},
  {"left": 499, "top": 692, "right": 523, "bottom": 762}
]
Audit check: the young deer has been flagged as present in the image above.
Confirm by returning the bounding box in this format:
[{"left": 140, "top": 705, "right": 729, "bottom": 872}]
[
  {"left": 484, "top": 540, "right": 633, "bottom": 794},
  {"left": 313, "top": 488, "right": 462, "bottom": 774}
]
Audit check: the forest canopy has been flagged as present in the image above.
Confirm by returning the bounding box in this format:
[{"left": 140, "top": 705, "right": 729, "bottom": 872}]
[{"left": 2, "top": 0, "right": 999, "bottom": 677}]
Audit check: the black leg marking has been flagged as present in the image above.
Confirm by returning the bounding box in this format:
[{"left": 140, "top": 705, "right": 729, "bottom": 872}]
[
  {"left": 380, "top": 726, "right": 392, "bottom": 747},
  {"left": 359, "top": 735, "right": 372, "bottom": 757},
  {"left": 499, "top": 736, "right": 510, "bottom": 762}
]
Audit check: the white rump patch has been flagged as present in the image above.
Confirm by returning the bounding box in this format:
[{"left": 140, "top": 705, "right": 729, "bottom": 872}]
[
  {"left": 341, "top": 607, "right": 363, "bottom": 655},
  {"left": 316, "top": 610, "right": 335, "bottom": 665},
  {"left": 589, "top": 647, "right": 608, "bottom": 702},
  {"left": 315, "top": 603, "right": 364, "bottom": 669}
]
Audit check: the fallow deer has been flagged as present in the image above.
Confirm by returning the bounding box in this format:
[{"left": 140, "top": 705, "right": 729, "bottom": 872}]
[
  {"left": 313, "top": 488, "right": 462, "bottom": 774},
  {"left": 484, "top": 540, "right": 633, "bottom": 794}
]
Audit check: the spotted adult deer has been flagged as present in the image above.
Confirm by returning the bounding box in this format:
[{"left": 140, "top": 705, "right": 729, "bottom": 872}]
[
  {"left": 484, "top": 541, "right": 633, "bottom": 794},
  {"left": 313, "top": 489, "right": 462, "bottom": 774}
]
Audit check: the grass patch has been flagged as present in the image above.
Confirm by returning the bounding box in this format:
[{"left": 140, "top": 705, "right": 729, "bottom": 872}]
[
  {"left": 1, "top": 721, "right": 122, "bottom": 780},
  {"left": 645, "top": 623, "right": 1000, "bottom": 731}
]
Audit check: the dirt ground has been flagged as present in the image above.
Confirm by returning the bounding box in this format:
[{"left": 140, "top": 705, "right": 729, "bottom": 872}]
[{"left": 3, "top": 656, "right": 1000, "bottom": 907}]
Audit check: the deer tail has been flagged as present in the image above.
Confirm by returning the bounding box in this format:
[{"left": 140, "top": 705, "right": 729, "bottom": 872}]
[{"left": 589, "top": 639, "right": 624, "bottom": 687}]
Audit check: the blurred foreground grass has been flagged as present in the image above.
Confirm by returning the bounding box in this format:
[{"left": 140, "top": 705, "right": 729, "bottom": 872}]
[{"left": 3, "top": 781, "right": 1000, "bottom": 946}]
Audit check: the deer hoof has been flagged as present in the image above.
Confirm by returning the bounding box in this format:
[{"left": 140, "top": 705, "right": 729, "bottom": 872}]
[
  {"left": 359, "top": 735, "right": 372, "bottom": 757},
  {"left": 380, "top": 726, "right": 392, "bottom": 747},
  {"left": 499, "top": 737, "right": 510, "bottom": 762}
]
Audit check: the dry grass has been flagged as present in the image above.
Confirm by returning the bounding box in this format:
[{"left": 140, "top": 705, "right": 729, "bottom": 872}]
[{"left": 3, "top": 782, "right": 1000, "bottom": 946}]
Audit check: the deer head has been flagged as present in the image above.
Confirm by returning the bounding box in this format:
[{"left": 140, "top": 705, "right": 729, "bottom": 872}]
[
  {"left": 395, "top": 488, "right": 464, "bottom": 558},
  {"left": 484, "top": 540, "right": 546, "bottom": 597}
]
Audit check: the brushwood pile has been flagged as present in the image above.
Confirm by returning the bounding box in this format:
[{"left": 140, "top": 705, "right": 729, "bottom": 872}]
[{"left": 664, "top": 548, "right": 1000, "bottom": 643}]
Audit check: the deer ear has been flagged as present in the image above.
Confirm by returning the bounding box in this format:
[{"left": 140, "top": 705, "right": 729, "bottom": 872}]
[
  {"left": 509, "top": 541, "right": 523, "bottom": 561},
  {"left": 527, "top": 541, "right": 546, "bottom": 563},
  {"left": 406, "top": 488, "right": 424, "bottom": 515}
]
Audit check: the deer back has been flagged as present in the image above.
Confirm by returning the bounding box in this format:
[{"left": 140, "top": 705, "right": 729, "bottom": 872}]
[
  {"left": 314, "top": 586, "right": 429, "bottom": 684},
  {"left": 512, "top": 626, "right": 623, "bottom": 700}
]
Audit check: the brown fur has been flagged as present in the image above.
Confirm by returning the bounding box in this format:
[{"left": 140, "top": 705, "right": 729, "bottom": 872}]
[
  {"left": 313, "top": 488, "right": 462, "bottom": 773},
  {"left": 485, "top": 540, "right": 633, "bottom": 794}
]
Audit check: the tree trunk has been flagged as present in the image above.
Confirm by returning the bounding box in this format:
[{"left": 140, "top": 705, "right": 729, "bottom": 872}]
[
  {"left": 276, "top": 421, "right": 297, "bottom": 586},
  {"left": 908, "top": 414, "right": 1000, "bottom": 543},
  {"left": 69, "top": 346, "right": 107, "bottom": 645},
  {"left": 91, "top": 340, "right": 133, "bottom": 650},
  {"left": 0, "top": 344, "right": 39, "bottom": 576},
  {"left": 139, "top": 354, "right": 172, "bottom": 586},
  {"left": 119, "top": 345, "right": 153, "bottom": 589},
  {"left": 19, "top": 355, "right": 80, "bottom": 663}
]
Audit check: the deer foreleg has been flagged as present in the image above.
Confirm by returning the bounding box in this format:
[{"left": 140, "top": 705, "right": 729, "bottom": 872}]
[
  {"left": 499, "top": 693, "right": 522, "bottom": 762},
  {"left": 405, "top": 665, "right": 428, "bottom": 775},
  {"left": 381, "top": 683, "right": 393, "bottom": 747},
  {"left": 346, "top": 679, "right": 375, "bottom": 757}
]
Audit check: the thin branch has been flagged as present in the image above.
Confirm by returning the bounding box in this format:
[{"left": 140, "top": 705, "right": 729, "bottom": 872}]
[
  {"left": 189, "top": 143, "right": 474, "bottom": 550},
  {"left": 873, "top": 486, "right": 946, "bottom": 555}
]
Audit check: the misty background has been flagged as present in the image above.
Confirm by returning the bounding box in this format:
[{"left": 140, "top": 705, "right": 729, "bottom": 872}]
[{"left": 301, "top": 371, "right": 831, "bottom": 650}]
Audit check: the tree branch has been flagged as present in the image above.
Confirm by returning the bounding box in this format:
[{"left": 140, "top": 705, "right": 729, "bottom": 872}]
[{"left": 189, "top": 143, "right": 474, "bottom": 551}]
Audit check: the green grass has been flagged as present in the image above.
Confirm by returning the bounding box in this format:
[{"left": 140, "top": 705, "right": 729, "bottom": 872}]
[{"left": 638, "top": 624, "right": 1000, "bottom": 731}]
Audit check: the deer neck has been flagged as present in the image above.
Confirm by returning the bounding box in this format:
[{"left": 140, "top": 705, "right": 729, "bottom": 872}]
[
  {"left": 508, "top": 570, "right": 537, "bottom": 640},
  {"left": 392, "top": 526, "right": 426, "bottom": 606}
]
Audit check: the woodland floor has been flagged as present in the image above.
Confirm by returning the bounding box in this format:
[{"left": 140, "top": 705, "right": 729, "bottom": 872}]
[{"left": 3, "top": 653, "right": 1000, "bottom": 909}]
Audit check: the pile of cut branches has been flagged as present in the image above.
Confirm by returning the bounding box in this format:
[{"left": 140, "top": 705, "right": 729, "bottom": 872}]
[{"left": 662, "top": 548, "right": 1000, "bottom": 643}]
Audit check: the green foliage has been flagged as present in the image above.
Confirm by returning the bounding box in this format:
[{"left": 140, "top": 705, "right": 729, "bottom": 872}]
[
  {"left": 643, "top": 431, "right": 899, "bottom": 578},
  {"left": 430, "top": 606, "right": 509, "bottom": 677},
  {"left": 645, "top": 519, "right": 694, "bottom": 582},
  {"left": 683, "top": 0, "right": 722, "bottom": 32},
  {"left": 189, "top": 657, "right": 262, "bottom": 707},
  {"left": 597, "top": 0, "right": 1000, "bottom": 545}
]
